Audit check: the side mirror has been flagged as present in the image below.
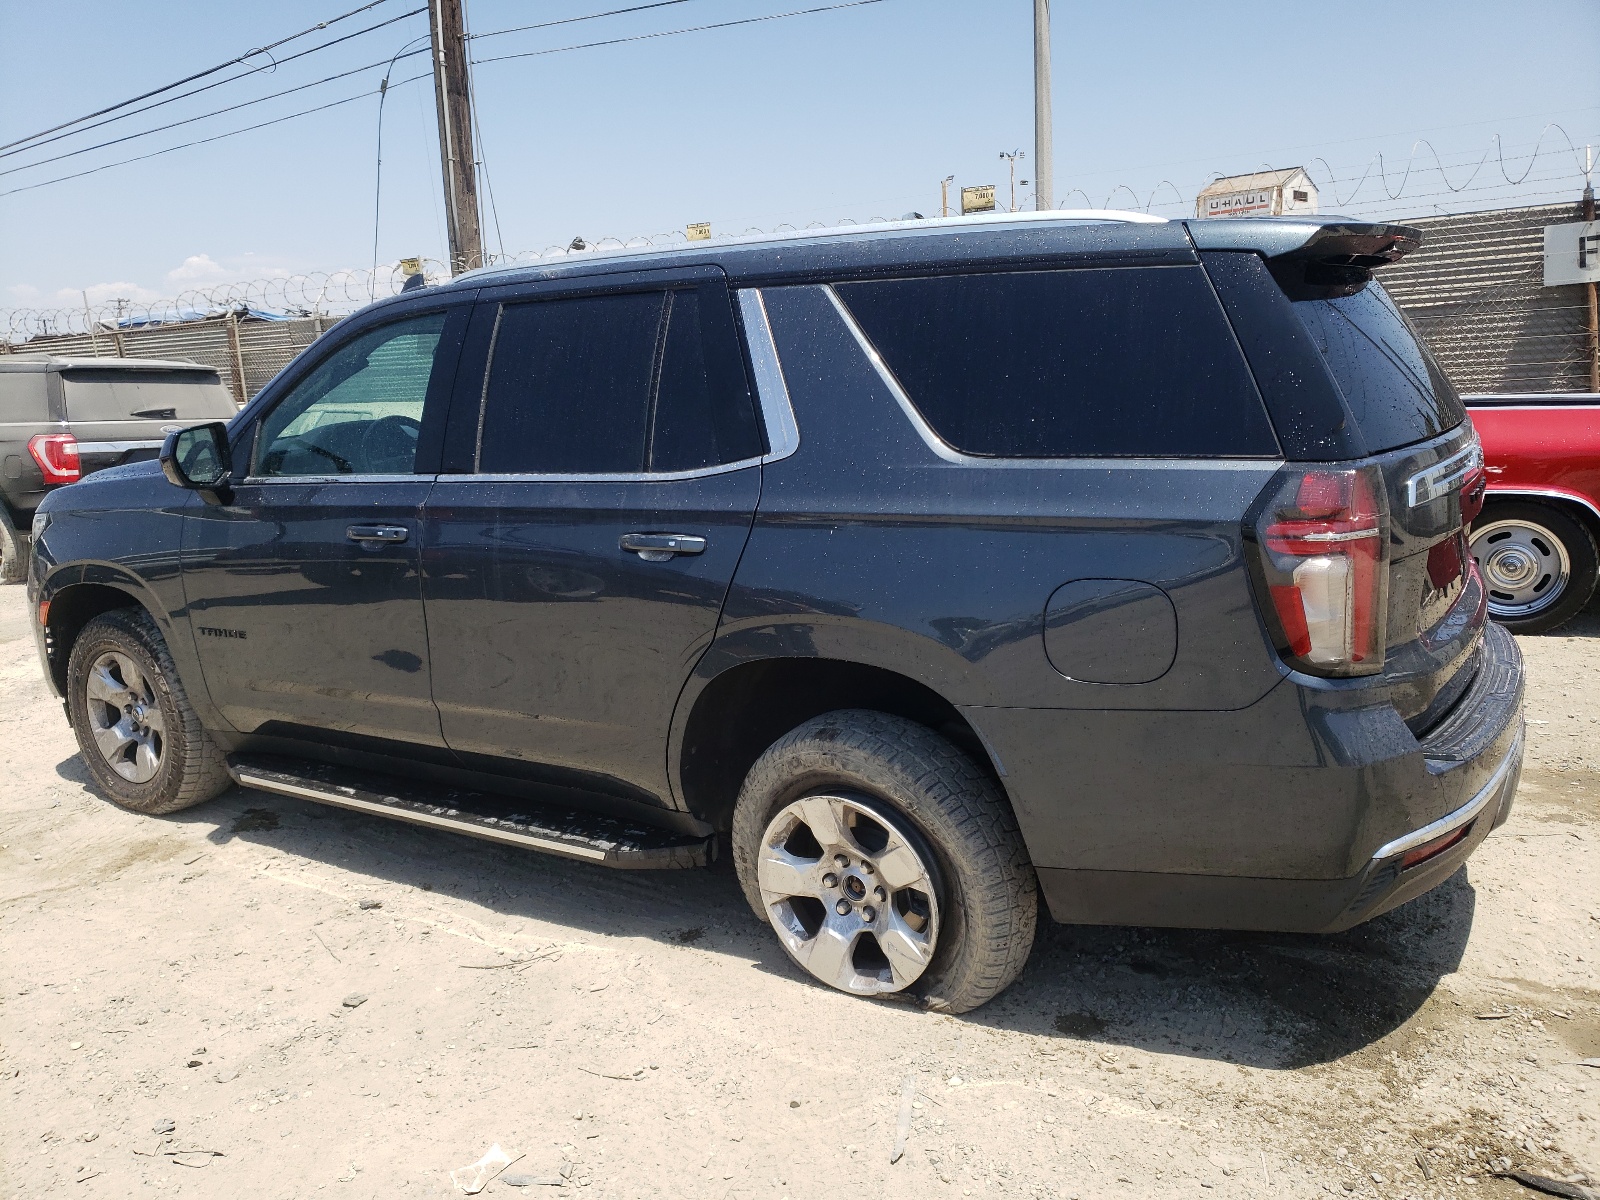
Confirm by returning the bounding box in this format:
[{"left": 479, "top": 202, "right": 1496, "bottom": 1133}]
[{"left": 160, "top": 422, "right": 232, "bottom": 500}]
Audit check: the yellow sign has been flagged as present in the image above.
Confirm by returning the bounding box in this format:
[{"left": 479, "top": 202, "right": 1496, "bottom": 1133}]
[
  {"left": 398, "top": 257, "right": 423, "bottom": 276},
  {"left": 960, "top": 185, "right": 996, "bottom": 214},
  {"left": 685, "top": 222, "right": 712, "bottom": 242}
]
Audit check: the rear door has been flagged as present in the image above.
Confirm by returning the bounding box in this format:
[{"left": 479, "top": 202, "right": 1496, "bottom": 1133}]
[
  {"left": 421, "top": 268, "right": 763, "bottom": 805},
  {"left": 180, "top": 305, "right": 468, "bottom": 750},
  {"left": 60, "top": 366, "right": 237, "bottom": 476}
]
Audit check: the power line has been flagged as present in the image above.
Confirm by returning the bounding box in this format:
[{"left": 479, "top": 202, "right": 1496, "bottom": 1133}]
[
  {"left": 0, "top": 48, "right": 432, "bottom": 178},
  {"left": 470, "top": 0, "right": 894, "bottom": 68},
  {"left": 0, "top": 0, "right": 897, "bottom": 199},
  {"left": 470, "top": 1, "right": 701, "bottom": 42},
  {"left": 0, "top": 0, "right": 407, "bottom": 156},
  {"left": 0, "top": 7, "right": 428, "bottom": 164},
  {"left": 0, "top": 77, "right": 430, "bottom": 200}
]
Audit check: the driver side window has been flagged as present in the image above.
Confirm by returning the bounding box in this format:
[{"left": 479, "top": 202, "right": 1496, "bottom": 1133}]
[{"left": 255, "top": 312, "right": 445, "bottom": 477}]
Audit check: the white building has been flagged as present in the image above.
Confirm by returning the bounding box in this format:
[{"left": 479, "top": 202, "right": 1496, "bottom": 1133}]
[{"left": 1195, "top": 167, "right": 1319, "bottom": 219}]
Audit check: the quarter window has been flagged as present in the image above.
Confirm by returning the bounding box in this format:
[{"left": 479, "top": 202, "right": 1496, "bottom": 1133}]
[
  {"left": 255, "top": 312, "right": 445, "bottom": 477},
  {"left": 835, "top": 267, "right": 1279, "bottom": 458}
]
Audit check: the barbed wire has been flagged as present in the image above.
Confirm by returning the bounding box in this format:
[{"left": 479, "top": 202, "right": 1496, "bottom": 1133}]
[{"left": 5, "top": 147, "right": 1594, "bottom": 346}]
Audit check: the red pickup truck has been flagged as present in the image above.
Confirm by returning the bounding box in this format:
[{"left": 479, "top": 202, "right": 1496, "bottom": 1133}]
[{"left": 1467, "top": 393, "right": 1600, "bottom": 633}]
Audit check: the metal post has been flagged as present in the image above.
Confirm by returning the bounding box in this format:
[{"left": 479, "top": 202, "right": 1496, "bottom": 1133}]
[
  {"left": 428, "top": 0, "right": 484, "bottom": 274},
  {"left": 1033, "top": 0, "right": 1053, "bottom": 211},
  {"left": 1585, "top": 164, "right": 1598, "bottom": 393},
  {"left": 941, "top": 175, "right": 953, "bottom": 218},
  {"left": 225, "top": 309, "right": 247, "bottom": 407}
]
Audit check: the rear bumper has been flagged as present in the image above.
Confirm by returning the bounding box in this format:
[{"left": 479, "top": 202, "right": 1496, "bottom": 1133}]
[
  {"left": 1032, "top": 723, "right": 1520, "bottom": 932},
  {"left": 967, "top": 621, "right": 1525, "bottom": 933}
]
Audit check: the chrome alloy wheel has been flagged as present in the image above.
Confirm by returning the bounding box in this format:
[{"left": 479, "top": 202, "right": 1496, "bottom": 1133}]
[
  {"left": 757, "top": 794, "right": 940, "bottom": 996},
  {"left": 1471, "top": 518, "right": 1572, "bottom": 618},
  {"left": 84, "top": 651, "right": 165, "bottom": 784}
]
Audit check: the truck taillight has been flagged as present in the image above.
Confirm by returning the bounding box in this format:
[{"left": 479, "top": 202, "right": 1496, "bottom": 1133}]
[
  {"left": 28, "top": 433, "right": 80, "bottom": 484},
  {"left": 1249, "top": 466, "right": 1388, "bottom": 677}
]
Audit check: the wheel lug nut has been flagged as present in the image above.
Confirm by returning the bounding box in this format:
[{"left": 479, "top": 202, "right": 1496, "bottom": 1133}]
[
  {"left": 822, "top": 872, "right": 838, "bottom": 888},
  {"left": 834, "top": 900, "right": 852, "bottom": 917},
  {"left": 833, "top": 854, "right": 850, "bottom": 868},
  {"left": 874, "top": 886, "right": 886, "bottom": 901},
  {"left": 861, "top": 906, "right": 877, "bottom": 922},
  {"left": 860, "top": 861, "right": 874, "bottom": 875}
]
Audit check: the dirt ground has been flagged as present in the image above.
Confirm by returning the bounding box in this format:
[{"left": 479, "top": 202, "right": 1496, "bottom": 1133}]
[{"left": 2, "top": 583, "right": 1597, "bottom": 1200}]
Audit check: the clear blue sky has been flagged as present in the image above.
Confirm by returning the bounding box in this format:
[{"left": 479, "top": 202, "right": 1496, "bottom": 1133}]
[{"left": 1, "top": 0, "right": 1596, "bottom": 312}]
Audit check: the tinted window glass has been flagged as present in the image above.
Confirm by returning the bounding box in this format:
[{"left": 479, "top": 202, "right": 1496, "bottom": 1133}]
[
  {"left": 649, "top": 289, "right": 763, "bottom": 472},
  {"left": 1290, "top": 281, "right": 1464, "bottom": 453},
  {"left": 836, "top": 267, "right": 1278, "bottom": 458},
  {"left": 479, "top": 292, "right": 663, "bottom": 474},
  {"left": 61, "top": 369, "right": 234, "bottom": 423},
  {"left": 257, "top": 312, "right": 443, "bottom": 476}
]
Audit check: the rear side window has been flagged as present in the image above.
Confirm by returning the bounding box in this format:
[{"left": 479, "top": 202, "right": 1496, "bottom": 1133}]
[
  {"left": 835, "top": 267, "right": 1278, "bottom": 458},
  {"left": 479, "top": 292, "right": 661, "bottom": 474},
  {"left": 477, "top": 286, "right": 761, "bottom": 475},
  {"left": 0, "top": 372, "right": 46, "bottom": 422},
  {"left": 650, "top": 289, "right": 763, "bottom": 472},
  {"left": 60, "top": 368, "right": 234, "bottom": 422},
  {"left": 1289, "top": 282, "right": 1464, "bottom": 454}
]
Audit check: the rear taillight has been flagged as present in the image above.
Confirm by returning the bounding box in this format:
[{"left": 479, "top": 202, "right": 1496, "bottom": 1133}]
[
  {"left": 1249, "top": 466, "right": 1389, "bottom": 676},
  {"left": 28, "top": 433, "right": 80, "bottom": 484}
]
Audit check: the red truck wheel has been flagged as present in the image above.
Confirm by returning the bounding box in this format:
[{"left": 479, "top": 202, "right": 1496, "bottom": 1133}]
[{"left": 1470, "top": 501, "right": 1599, "bottom": 635}]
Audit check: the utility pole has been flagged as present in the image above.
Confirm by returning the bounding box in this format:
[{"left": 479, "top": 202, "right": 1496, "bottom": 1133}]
[
  {"left": 1033, "top": 0, "right": 1053, "bottom": 211},
  {"left": 428, "top": 0, "right": 484, "bottom": 274},
  {"left": 1585, "top": 146, "right": 1598, "bottom": 393},
  {"left": 1001, "top": 150, "right": 1026, "bottom": 212},
  {"left": 940, "top": 175, "right": 954, "bottom": 218}
]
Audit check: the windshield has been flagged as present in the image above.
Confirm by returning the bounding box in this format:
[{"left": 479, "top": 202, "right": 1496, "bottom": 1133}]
[{"left": 1291, "top": 281, "right": 1465, "bottom": 453}]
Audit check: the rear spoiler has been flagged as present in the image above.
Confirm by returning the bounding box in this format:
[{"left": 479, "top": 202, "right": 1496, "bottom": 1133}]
[{"left": 1186, "top": 217, "right": 1422, "bottom": 292}]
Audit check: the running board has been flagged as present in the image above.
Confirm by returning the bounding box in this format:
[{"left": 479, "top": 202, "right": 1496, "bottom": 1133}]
[{"left": 228, "top": 755, "right": 714, "bottom": 869}]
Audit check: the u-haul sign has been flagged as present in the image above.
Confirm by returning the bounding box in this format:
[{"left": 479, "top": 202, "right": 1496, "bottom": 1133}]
[{"left": 1202, "top": 188, "right": 1276, "bottom": 218}]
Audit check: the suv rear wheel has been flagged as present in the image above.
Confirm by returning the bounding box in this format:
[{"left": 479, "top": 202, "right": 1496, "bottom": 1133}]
[
  {"left": 731, "top": 710, "right": 1036, "bottom": 1013},
  {"left": 1470, "top": 500, "right": 1599, "bottom": 635},
  {"left": 67, "top": 609, "right": 232, "bottom": 814}
]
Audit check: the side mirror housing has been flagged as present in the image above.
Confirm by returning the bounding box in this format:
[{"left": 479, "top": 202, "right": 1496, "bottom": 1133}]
[{"left": 160, "top": 422, "right": 232, "bottom": 501}]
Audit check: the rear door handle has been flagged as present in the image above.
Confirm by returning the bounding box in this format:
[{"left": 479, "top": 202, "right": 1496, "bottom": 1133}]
[
  {"left": 347, "top": 524, "right": 409, "bottom": 544},
  {"left": 619, "top": 533, "right": 707, "bottom": 561}
]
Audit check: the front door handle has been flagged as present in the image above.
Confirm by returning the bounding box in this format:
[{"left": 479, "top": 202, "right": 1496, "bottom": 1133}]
[
  {"left": 347, "top": 524, "right": 409, "bottom": 544},
  {"left": 619, "top": 532, "right": 707, "bottom": 561}
]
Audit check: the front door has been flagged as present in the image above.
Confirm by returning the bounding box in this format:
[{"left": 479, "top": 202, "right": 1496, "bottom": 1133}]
[
  {"left": 422, "top": 277, "right": 764, "bottom": 804},
  {"left": 181, "top": 307, "right": 465, "bottom": 750}
]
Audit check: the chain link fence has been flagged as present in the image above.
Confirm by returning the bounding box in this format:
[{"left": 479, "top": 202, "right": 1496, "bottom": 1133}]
[{"left": 1381, "top": 200, "right": 1595, "bottom": 395}]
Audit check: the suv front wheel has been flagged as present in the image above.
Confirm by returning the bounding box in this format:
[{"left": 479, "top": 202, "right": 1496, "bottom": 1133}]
[
  {"left": 732, "top": 710, "right": 1036, "bottom": 1013},
  {"left": 67, "top": 609, "right": 232, "bottom": 814}
]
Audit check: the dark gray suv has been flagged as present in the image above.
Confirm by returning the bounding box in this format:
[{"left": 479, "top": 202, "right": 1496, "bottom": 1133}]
[{"left": 28, "top": 212, "right": 1523, "bottom": 1013}]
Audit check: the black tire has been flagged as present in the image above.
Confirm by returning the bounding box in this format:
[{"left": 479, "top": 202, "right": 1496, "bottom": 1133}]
[
  {"left": 732, "top": 710, "right": 1036, "bottom": 1014},
  {"left": 1471, "top": 501, "right": 1599, "bottom": 635},
  {"left": 66, "top": 608, "right": 232, "bottom": 815}
]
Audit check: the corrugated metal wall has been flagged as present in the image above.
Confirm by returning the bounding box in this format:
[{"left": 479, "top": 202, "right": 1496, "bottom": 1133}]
[
  {"left": 1383, "top": 201, "right": 1594, "bottom": 395},
  {"left": 0, "top": 314, "right": 338, "bottom": 404}
]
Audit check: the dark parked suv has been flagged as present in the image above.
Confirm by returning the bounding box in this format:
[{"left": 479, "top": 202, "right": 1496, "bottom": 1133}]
[{"left": 28, "top": 212, "right": 1524, "bottom": 1012}]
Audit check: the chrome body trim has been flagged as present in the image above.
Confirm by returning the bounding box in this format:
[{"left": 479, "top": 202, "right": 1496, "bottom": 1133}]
[
  {"left": 1405, "top": 440, "right": 1483, "bottom": 508},
  {"left": 240, "top": 473, "right": 434, "bottom": 485},
  {"left": 1369, "top": 726, "right": 1523, "bottom": 863},
  {"left": 822, "top": 284, "right": 1282, "bottom": 473},
  {"left": 233, "top": 767, "right": 610, "bottom": 862},
  {"left": 75, "top": 439, "right": 166, "bottom": 455},
  {"left": 736, "top": 289, "right": 800, "bottom": 463},
  {"left": 1482, "top": 486, "right": 1600, "bottom": 523}
]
